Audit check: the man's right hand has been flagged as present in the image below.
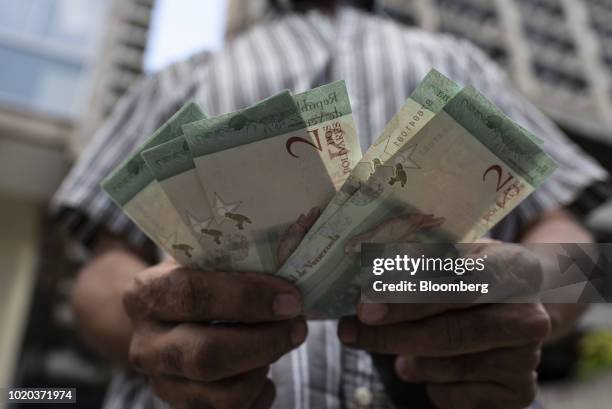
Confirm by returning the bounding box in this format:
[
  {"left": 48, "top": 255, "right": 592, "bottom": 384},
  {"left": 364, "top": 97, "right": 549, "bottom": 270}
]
[{"left": 122, "top": 260, "right": 307, "bottom": 409}]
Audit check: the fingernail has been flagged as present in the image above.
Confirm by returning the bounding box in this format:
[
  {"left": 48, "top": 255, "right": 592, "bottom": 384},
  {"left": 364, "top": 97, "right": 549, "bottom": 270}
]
[
  {"left": 338, "top": 319, "right": 358, "bottom": 344},
  {"left": 394, "top": 356, "right": 410, "bottom": 380},
  {"left": 359, "top": 303, "right": 388, "bottom": 323},
  {"left": 291, "top": 320, "right": 307, "bottom": 345},
  {"left": 274, "top": 293, "right": 302, "bottom": 318}
]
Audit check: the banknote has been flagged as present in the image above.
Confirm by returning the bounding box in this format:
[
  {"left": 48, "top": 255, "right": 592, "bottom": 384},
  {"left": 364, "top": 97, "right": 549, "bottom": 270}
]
[
  {"left": 142, "top": 91, "right": 302, "bottom": 272},
  {"left": 277, "top": 85, "right": 558, "bottom": 318},
  {"left": 162, "top": 91, "right": 303, "bottom": 271},
  {"left": 102, "top": 102, "right": 209, "bottom": 267},
  {"left": 183, "top": 81, "right": 362, "bottom": 273},
  {"left": 142, "top": 134, "right": 270, "bottom": 271},
  {"left": 183, "top": 91, "right": 303, "bottom": 157},
  {"left": 298, "top": 69, "right": 462, "bottom": 247},
  {"left": 102, "top": 77, "right": 558, "bottom": 319}
]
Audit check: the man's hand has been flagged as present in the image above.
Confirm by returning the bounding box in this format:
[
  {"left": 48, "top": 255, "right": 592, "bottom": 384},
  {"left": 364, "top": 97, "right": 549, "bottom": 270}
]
[
  {"left": 123, "top": 260, "right": 307, "bottom": 409},
  {"left": 337, "top": 242, "right": 552, "bottom": 409},
  {"left": 339, "top": 301, "right": 550, "bottom": 409}
]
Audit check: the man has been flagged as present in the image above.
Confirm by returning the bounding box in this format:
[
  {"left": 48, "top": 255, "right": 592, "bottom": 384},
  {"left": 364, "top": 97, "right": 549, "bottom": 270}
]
[{"left": 52, "top": 1, "right": 609, "bottom": 408}]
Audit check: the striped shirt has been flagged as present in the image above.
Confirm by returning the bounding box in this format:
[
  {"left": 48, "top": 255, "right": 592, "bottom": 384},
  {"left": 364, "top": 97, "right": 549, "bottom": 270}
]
[{"left": 52, "top": 6, "right": 608, "bottom": 409}]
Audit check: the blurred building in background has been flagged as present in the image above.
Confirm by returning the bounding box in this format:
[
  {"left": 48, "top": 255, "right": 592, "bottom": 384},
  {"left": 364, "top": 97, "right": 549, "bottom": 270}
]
[
  {"left": 379, "top": 0, "right": 612, "bottom": 147},
  {"left": 0, "top": 0, "right": 153, "bottom": 401},
  {"left": 0, "top": 0, "right": 153, "bottom": 175},
  {"left": 74, "top": 0, "right": 154, "bottom": 155},
  {"left": 228, "top": 0, "right": 612, "bottom": 153}
]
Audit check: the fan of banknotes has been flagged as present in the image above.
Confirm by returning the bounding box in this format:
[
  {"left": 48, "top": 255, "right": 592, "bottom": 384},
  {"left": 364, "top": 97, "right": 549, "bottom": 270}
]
[{"left": 103, "top": 69, "right": 557, "bottom": 318}]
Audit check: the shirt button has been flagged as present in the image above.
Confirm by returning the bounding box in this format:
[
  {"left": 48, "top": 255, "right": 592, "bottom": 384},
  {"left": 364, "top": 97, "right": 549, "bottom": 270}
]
[{"left": 354, "top": 386, "right": 373, "bottom": 407}]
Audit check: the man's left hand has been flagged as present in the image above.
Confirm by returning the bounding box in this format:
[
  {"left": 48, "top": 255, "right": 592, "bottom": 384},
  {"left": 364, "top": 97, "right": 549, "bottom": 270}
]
[{"left": 337, "top": 236, "right": 554, "bottom": 409}]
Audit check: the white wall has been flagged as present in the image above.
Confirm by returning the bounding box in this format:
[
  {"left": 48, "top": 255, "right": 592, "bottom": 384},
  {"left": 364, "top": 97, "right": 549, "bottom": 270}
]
[{"left": 0, "top": 137, "right": 69, "bottom": 202}]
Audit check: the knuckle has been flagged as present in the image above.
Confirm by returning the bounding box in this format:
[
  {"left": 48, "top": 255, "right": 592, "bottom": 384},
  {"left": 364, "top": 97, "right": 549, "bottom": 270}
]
[
  {"left": 123, "top": 268, "right": 164, "bottom": 318},
  {"left": 524, "top": 346, "right": 542, "bottom": 370},
  {"left": 177, "top": 270, "right": 215, "bottom": 319},
  {"left": 438, "top": 314, "right": 464, "bottom": 354},
  {"left": 193, "top": 336, "right": 224, "bottom": 380},
  {"left": 122, "top": 277, "right": 146, "bottom": 318},
  {"left": 128, "top": 340, "right": 147, "bottom": 373},
  {"left": 500, "top": 304, "right": 551, "bottom": 342},
  {"left": 522, "top": 304, "right": 552, "bottom": 341},
  {"left": 232, "top": 280, "right": 267, "bottom": 318},
  {"left": 176, "top": 270, "right": 204, "bottom": 312},
  {"left": 161, "top": 343, "right": 185, "bottom": 373},
  {"left": 129, "top": 265, "right": 215, "bottom": 320}
]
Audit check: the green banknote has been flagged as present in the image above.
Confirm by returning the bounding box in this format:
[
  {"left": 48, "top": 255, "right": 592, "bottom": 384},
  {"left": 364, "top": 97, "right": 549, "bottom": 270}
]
[
  {"left": 143, "top": 92, "right": 300, "bottom": 271},
  {"left": 298, "top": 69, "right": 462, "bottom": 248},
  {"left": 182, "top": 81, "right": 362, "bottom": 273},
  {"left": 174, "top": 91, "right": 306, "bottom": 272},
  {"left": 102, "top": 102, "right": 209, "bottom": 267},
  {"left": 142, "top": 133, "right": 270, "bottom": 271},
  {"left": 277, "top": 85, "right": 558, "bottom": 318}
]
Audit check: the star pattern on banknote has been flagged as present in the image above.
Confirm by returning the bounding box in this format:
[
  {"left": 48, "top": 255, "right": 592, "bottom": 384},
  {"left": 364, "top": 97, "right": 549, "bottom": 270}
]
[
  {"left": 160, "top": 232, "right": 178, "bottom": 248},
  {"left": 213, "top": 193, "right": 242, "bottom": 225},
  {"left": 186, "top": 211, "right": 214, "bottom": 232},
  {"left": 395, "top": 144, "right": 420, "bottom": 169}
]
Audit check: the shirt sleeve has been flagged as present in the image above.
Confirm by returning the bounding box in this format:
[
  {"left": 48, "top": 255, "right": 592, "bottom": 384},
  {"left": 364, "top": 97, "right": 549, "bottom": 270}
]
[
  {"left": 433, "top": 36, "right": 609, "bottom": 240},
  {"left": 50, "top": 54, "right": 209, "bottom": 252}
]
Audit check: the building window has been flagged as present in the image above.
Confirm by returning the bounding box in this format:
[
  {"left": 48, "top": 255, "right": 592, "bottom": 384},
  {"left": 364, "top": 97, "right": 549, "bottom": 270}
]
[{"left": 0, "top": 0, "right": 110, "bottom": 119}]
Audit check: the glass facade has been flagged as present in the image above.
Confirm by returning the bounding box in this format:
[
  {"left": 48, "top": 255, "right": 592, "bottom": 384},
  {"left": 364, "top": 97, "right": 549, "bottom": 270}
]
[{"left": 0, "top": 0, "right": 109, "bottom": 118}]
